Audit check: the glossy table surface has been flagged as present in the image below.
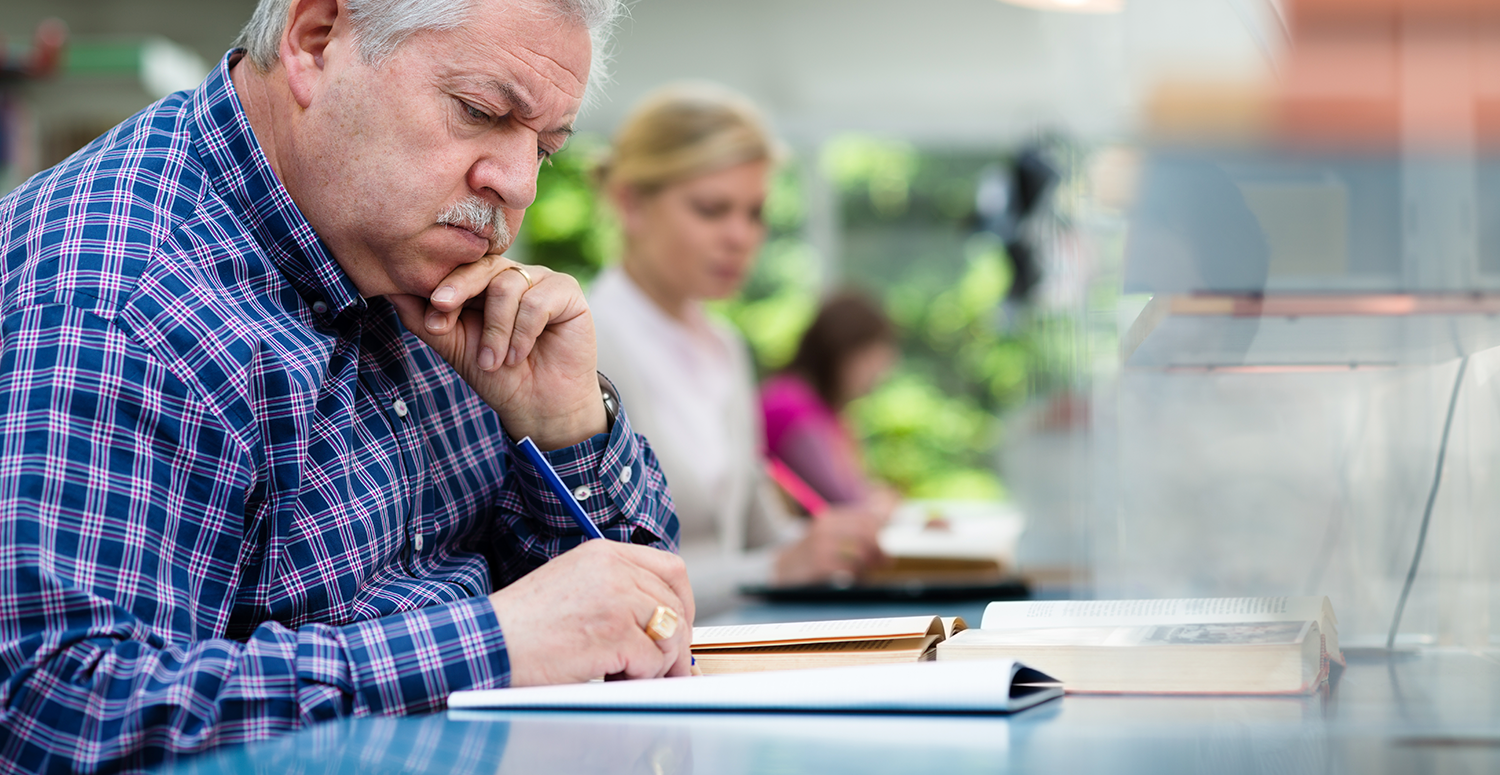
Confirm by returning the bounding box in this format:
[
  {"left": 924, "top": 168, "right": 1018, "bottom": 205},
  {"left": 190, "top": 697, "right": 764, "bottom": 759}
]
[{"left": 163, "top": 603, "right": 1500, "bottom": 775}]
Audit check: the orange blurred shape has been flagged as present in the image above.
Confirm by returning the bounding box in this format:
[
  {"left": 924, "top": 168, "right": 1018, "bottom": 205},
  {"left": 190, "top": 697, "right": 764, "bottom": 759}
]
[
  {"left": 1146, "top": 81, "right": 1275, "bottom": 146},
  {"left": 1288, "top": 0, "right": 1500, "bottom": 30},
  {"left": 1274, "top": 0, "right": 1500, "bottom": 149}
]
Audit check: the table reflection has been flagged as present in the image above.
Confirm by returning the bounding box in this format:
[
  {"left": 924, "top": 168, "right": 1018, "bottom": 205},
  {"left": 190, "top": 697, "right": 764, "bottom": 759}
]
[{"left": 162, "top": 652, "right": 1500, "bottom": 775}]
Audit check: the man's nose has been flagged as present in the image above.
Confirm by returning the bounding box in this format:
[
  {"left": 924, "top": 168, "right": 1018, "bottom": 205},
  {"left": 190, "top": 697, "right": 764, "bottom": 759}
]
[{"left": 467, "top": 135, "right": 540, "bottom": 211}]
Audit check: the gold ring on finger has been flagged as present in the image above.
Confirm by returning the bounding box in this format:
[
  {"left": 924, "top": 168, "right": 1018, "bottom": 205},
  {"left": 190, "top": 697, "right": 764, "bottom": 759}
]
[
  {"left": 501, "top": 264, "right": 535, "bottom": 290},
  {"left": 644, "top": 605, "right": 679, "bottom": 641}
]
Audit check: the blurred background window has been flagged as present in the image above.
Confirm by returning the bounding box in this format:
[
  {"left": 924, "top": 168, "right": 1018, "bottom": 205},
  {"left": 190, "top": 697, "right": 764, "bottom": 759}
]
[{"left": 513, "top": 130, "right": 1090, "bottom": 502}]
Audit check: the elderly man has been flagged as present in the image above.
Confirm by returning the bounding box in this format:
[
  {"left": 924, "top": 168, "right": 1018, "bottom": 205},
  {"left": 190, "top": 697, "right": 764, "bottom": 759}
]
[{"left": 0, "top": 0, "right": 694, "bottom": 770}]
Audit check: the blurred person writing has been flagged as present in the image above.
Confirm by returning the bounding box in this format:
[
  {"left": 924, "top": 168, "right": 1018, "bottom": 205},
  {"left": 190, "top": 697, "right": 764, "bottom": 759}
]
[
  {"left": 0, "top": 0, "right": 695, "bottom": 770},
  {"left": 589, "top": 84, "right": 888, "bottom": 612},
  {"left": 761, "top": 292, "right": 899, "bottom": 505}
]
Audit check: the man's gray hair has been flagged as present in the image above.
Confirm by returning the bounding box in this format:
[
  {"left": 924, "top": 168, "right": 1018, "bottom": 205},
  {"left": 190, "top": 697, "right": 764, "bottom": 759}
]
[{"left": 235, "top": 0, "right": 621, "bottom": 95}]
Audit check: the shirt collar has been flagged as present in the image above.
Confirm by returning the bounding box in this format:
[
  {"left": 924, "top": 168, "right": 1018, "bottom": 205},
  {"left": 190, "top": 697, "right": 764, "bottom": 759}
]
[{"left": 188, "top": 50, "right": 366, "bottom": 321}]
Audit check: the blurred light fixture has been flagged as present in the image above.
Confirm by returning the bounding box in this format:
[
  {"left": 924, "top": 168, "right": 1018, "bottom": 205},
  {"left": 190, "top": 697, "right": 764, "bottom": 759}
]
[{"left": 998, "top": 0, "right": 1124, "bottom": 13}]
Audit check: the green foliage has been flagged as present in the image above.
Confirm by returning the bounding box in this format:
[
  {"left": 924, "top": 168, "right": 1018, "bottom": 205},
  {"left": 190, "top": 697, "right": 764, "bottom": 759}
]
[
  {"left": 522, "top": 134, "right": 617, "bottom": 280},
  {"left": 848, "top": 373, "right": 1005, "bottom": 499},
  {"left": 815, "top": 136, "right": 1039, "bottom": 498},
  {"left": 822, "top": 136, "right": 918, "bottom": 219},
  {"left": 716, "top": 282, "right": 818, "bottom": 372}
]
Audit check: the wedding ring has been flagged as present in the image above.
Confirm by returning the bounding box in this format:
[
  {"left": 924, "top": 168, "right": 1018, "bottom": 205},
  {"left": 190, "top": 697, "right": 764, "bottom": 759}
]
[
  {"left": 501, "top": 264, "right": 535, "bottom": 290},
  {"left": 645, "top": 605, "right": 679, "bottom": 641}
]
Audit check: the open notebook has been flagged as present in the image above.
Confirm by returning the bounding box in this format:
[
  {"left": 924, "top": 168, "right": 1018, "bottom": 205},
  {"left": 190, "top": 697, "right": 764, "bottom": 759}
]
[{"left": 447, "top": 660, "right": 1061, "bottom": 714}]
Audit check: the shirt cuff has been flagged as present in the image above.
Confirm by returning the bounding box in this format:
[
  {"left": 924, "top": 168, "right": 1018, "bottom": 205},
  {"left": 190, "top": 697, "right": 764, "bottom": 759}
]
[
  {"left": 503, "top": 407, "right": 677, "bottom": 551},
  {"left": 339, "top": 595, "right": 509, "bottom": 715}
]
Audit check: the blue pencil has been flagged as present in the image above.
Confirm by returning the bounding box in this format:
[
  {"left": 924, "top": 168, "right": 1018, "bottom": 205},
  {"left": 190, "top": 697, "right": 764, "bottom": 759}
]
[{"left": 515, "top": 436, "right": 607, "bottom": 540}]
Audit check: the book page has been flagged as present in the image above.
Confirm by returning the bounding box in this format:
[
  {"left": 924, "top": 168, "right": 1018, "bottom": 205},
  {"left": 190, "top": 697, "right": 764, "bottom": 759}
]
[
  {"left": 692, "top": 616, "right": 942, "bottom": 648},
  {"left": 981, "top": 597, "right": 1330, "bottom": 630},
  {"left": 946, "top": 621, "right": 1313, "bottom": 649},
  {"left": 707, "top": 635, "right": 937, "bottom": 655},
  {"left": 879, "top": 506, "right": 1024, "bottom": 561},
  {"left": 449, "top": 659, "right": 1057, "bottom": 713}
]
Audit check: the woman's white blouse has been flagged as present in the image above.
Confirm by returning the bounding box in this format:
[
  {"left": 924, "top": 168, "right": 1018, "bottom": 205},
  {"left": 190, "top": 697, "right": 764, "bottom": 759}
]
[{"left": 589, "top": 267, "right": 797, "bottom": 613}]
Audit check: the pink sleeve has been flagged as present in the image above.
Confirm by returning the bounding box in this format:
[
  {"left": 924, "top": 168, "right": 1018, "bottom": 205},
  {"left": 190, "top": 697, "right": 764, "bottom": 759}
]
[
  {"left": 774, "top": 419, "right": 869, "bottom": 505},
  {"left": 760, "top": 374, "right": 826, "bottom": 454}
]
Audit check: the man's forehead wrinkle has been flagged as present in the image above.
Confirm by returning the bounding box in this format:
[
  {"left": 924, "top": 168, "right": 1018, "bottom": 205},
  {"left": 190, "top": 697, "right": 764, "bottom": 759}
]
[
  {"left": 420, "top": 18, "right": 587, "bottom": 135},
  {"left": 513, "top": 38, "right": 590, "bottom": 96},
  {"left": 434, "top": 35, "right": 576, "bottom": 104}
]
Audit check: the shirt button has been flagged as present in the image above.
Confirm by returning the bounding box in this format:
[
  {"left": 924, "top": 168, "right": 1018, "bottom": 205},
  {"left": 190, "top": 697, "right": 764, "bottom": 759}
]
[
  {"left": 572, "top": 485, "right": 592, "bottom": 500},
  {"left": 619, "top": 465, "right": 633, "bottom": 485},
  {"left": 413, "top": 533, "right": 424, "bottom": 551},
  {"left": 393, "top": 399, "right": 409, "bottom": 418},
  {"left": 312, "top": 300, "right": 329, "bottom": 315}
]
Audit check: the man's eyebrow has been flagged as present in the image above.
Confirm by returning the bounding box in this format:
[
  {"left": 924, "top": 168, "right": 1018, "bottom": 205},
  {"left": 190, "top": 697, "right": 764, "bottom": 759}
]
[
  {"left": 486, "top": 80, "right": 536, "bottom": 116},
  {"left": 484, "top": 80, "right": 577, "bottom": 140}
]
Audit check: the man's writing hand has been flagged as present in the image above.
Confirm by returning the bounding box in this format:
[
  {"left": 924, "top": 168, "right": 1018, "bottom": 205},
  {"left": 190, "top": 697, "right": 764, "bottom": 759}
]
[
  {"left": 490, "top": 541, "right": 697, "bottom": 686},
  {"left": 389, "top": 255, "right": 607, "bottom": 450}
]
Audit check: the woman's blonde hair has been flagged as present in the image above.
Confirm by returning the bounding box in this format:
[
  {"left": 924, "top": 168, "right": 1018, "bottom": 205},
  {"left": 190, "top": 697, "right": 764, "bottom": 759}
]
[{"left": 596, "top": 82, "right": 782, "bottom": 194}]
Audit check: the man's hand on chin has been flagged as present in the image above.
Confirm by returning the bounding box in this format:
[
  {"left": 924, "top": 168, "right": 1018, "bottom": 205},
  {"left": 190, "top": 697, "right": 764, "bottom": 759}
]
[{"left": 388, "top": 254, "right": 607, "bottom": 451}]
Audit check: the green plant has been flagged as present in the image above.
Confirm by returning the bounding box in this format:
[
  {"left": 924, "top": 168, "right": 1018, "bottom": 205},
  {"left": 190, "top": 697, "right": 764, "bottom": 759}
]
[{"left": 519, "top": 133, "right": 616, "bottom": 280}]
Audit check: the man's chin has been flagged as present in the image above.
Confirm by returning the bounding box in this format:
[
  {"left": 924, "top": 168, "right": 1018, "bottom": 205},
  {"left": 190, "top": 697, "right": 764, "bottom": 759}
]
[
  {"left": 384, "top": 265, "right": 463, "bottom": 302},
  {"left": 403, "top": 242, "right": 490, "bottom": 293}
]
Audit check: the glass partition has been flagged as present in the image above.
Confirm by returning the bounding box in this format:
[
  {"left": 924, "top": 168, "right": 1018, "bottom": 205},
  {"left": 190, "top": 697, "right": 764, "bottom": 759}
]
[{"left": 1091, "top": 147, "right": 1500, "bottom": 648}]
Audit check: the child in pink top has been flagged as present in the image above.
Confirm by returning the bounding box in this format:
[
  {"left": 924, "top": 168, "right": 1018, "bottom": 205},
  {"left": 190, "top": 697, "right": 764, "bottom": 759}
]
[{"left": 761, "top": 292, "right": 899, "bottom": 504}]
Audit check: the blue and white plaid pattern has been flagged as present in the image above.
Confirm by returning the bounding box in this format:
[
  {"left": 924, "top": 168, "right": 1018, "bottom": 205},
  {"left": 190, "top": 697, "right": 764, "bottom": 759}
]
[{"left": 0, "top": 52, "right": 678, "bottom": 773}]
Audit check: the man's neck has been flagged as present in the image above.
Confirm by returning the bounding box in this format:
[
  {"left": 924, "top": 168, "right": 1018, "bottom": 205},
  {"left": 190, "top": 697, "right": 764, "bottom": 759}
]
[
  {"left": 228, "top": 56, "right": 387, "bottom": 299},
  {"left": 230, "top": 56, "right": 289, "bottom": 189}
]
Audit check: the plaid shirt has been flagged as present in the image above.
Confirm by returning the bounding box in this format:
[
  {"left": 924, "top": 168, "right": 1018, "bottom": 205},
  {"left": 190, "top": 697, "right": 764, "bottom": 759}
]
[{"left": 0, "top": 52, "right": 678, "bottom": 773}]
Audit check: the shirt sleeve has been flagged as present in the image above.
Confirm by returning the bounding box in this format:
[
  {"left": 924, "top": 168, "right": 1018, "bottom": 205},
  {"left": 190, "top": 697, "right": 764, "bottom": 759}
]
[
  {"left": 485, "top": 406, "right": 682, "bottom": 588},
  {"left": 0, "top": 306, "right": 509, "bottom": 771},
  {"left": 772, "top": 420, "right": 871, "bottom": 505}
]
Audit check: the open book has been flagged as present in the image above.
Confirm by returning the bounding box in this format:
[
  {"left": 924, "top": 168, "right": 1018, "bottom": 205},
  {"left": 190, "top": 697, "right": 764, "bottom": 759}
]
[
  {"left": 448, "top": 659, "right": 1061, "bottom": 714},
  {"left": 741, "top": 503, "right": 1029, "bottom": 602},
  {"left": 935, "top": 596, "right": 1341, "bottom": 695},
  {"left": 690, "top": 616, "right": 967, "bottom": 675},
  {"left": 865, "top": 501, "right": 1025, "bottom": 585}
]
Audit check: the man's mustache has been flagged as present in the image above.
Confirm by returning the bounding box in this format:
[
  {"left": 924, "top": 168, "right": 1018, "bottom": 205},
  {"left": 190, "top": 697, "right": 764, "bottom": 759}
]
[{"left": 437, "top": 197, "right": 511, "bottom": 254}]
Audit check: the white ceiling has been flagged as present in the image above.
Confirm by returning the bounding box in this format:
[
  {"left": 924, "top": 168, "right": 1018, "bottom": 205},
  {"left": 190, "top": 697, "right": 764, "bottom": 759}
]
[
  {"left": 582, "top": 0, "right": 1283, "bottom": 147},
  {"left": 0, "top": 0, "right": 1281, "bottom": 147}
]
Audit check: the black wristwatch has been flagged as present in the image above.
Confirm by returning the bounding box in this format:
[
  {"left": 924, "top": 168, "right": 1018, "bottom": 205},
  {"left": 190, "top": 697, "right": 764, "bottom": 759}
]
[{"left": 598, "top": 371, "right": 621, "bottom": 433}]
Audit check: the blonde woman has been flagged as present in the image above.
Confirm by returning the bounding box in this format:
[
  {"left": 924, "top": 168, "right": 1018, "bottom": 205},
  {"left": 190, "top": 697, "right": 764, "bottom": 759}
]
[{"left": 590, "top": 83, "right": 889, "bottom": 613}]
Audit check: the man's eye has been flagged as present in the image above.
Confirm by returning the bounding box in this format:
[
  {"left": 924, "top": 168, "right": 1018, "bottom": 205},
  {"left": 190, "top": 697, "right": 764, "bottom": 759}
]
[{"left": 462, "top": 102, "right": 490, "bottom": 122}]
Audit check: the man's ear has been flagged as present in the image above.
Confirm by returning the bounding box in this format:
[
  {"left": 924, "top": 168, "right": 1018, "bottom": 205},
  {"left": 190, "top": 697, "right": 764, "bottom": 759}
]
[{"left": 281, "top": 0, "right": 344, "bottom": 109}]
